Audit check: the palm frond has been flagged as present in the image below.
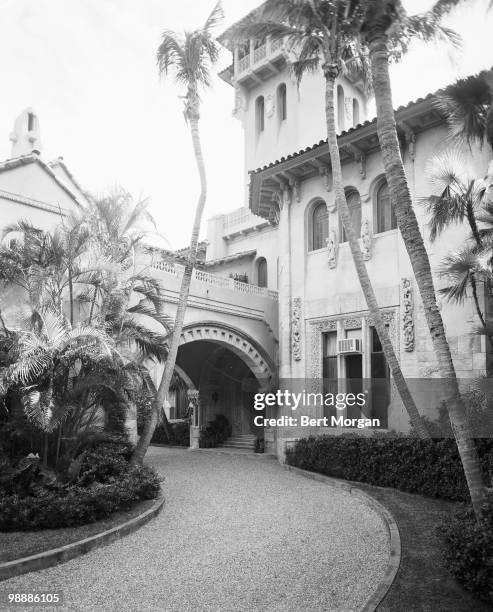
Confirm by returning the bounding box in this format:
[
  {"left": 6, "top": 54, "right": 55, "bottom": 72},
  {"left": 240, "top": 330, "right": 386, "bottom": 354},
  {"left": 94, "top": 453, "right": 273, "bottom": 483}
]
[{"left": 434, "top": 73, "right": 492, "bottom": 147}]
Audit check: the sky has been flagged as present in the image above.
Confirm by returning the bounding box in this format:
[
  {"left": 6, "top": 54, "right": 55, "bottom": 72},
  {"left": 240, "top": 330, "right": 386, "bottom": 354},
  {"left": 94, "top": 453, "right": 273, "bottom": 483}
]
[{"left": 1, "top": 0, "right": 493, "bottom": 249}]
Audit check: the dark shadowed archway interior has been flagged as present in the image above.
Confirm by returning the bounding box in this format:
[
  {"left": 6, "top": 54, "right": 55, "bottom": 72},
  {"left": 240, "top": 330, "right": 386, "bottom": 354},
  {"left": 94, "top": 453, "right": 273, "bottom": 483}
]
[{"left": 176, "top": 340, "right": 264, "bottom": 436}]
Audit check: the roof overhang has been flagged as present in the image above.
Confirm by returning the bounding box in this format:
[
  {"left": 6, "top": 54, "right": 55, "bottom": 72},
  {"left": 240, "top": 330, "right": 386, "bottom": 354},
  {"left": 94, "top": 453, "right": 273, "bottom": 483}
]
[{"left": 249, "top": 94, "right": 445, "bottom": 223}]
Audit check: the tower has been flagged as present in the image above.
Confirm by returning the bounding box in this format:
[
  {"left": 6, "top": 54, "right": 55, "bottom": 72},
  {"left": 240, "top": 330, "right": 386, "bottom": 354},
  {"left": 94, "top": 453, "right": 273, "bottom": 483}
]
[{"left": 9, "top": 108, "right": 42, "bottom": 158}]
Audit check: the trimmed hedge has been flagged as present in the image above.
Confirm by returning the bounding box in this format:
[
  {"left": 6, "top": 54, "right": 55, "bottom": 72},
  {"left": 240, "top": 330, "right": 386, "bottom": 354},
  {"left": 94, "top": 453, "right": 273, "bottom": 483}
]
[
  {"left": 285, "top": 435, "right": 493, "bottom": 501},
  {"left": 440, "top": 493, "right": 493, "bottom": 605},
  {"left": 0, "top": 441, "right": 161, "bottom": 531}
]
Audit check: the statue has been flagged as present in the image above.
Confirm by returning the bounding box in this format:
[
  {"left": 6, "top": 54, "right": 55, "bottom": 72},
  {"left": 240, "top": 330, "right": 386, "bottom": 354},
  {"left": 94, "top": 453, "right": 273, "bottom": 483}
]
[
  {"left": 327, "top": 229, "right": 338, "bottom": 269},
  {"left": 360, "top": 218, "right": 372, "bottom": 261}
]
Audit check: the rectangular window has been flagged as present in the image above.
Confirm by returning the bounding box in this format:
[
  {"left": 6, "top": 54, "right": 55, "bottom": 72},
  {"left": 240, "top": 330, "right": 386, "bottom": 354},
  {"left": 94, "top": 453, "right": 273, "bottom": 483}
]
[
  {"left": 323, "top": 331, "right": 337, "bottom": 419},
  {"left": 370, "top": 326, "right": 389, "bottom": 427},
  {"left": 27, "top": 112, "right": 35, "bottom": 131}
]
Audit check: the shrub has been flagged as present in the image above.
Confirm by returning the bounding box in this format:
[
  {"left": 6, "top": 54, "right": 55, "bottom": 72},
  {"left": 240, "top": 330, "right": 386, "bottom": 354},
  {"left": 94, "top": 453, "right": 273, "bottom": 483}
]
[
  {"left": 0, "top": 465, "right": 161, "bottom": 531},
  {"left": 199, "top": 414, "right": 231, "bottom": 448},
  {"left": 0, "top": 439, "right": 161, "bottom": 531},
  {"left": 285, "top": 435, "right": 493, "bottom": 501},
  {"left": 440, "top": 493, "right": 493, "bottom": 605},
  {"left": 152, "top": 421, "right": 190, "bottom": 446}
]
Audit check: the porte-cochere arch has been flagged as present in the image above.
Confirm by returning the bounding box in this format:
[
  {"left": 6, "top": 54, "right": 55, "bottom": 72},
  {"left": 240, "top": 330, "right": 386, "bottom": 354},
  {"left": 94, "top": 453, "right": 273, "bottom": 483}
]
[
  {"left": 175, "top": 322, "right": 277, "bottom": 449},
  {"left": 178, "top": 322, "right": 276, "bottom": 390}
]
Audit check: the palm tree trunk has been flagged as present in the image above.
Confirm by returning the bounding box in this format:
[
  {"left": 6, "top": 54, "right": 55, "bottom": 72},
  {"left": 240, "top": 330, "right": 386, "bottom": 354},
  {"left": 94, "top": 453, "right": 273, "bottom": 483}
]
[
  {"left": 323, "top": 66, "right": 430, "bottom": 439},
  {"left": 466, "top": 202, "right": 482, "bottom": 248},
  {"left": 132, "top": 114, "right": 206, "bottom": 465},
  {"left": 470, "top": 274, "right": 486, "bottom": 328},
  {"left": 68, "top": 267, "right": 74, "bottom": 326},
  {"left": 367, "top": 29, "right": 486, "bottom": 517}
]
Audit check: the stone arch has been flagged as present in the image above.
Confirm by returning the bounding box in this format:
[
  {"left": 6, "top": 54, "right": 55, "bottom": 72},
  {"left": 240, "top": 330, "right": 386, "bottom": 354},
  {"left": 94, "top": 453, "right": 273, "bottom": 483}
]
[{"left": 178, "top": 322, "right": 276, "bottom": 391}]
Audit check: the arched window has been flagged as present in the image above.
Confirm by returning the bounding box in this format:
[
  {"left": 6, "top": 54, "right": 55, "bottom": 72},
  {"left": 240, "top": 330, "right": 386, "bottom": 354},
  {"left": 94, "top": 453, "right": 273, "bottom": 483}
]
[
  {"left": 311, "top": 201, "right": 329, "bottom": 251},
  {"left": 352, "top": 99, "right": 360, "bottom": 127},
  {"left": 256, "top": 96, "right": 265, "bottom": 133},
  {"left": 277, "top": 83, "right": 287, "bottom": 121},
  {"left": 340, "top": 190, "right": 362, "bottom": 242},
  {"left": 376, "top": 182, "right": 397, "bottom": 233},
  {"left": 337, "top": 85, "right": 345, "bottom": 132},
  {"left": 257, "top": 257, "right": 267, "bottom": 287}
]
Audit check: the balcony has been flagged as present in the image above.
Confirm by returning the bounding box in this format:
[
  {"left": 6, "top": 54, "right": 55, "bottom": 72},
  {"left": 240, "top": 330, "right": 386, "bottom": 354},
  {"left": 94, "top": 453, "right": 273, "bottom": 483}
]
[
  {"left": 234, "top": 36, "right": 287, "bottom": 89},
  {"left": 222, "top": 207, "right": 270, "bottom": 239}
]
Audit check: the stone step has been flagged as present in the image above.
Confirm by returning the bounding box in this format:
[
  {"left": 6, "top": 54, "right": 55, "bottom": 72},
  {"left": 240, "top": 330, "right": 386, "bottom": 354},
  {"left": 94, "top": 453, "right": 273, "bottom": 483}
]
[{"left": 222, "top": 441, "right": 255, "bottom": 448}]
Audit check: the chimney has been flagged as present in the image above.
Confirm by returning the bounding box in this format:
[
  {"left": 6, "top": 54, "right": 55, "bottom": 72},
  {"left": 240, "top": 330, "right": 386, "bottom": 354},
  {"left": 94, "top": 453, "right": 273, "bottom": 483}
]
[{"left": 9, "top": 108, "right": 42, "bottom": 158}]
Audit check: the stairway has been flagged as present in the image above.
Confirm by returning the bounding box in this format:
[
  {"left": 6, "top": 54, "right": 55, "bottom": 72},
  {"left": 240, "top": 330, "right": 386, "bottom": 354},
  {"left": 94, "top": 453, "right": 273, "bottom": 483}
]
[{"left": 221, "top": 433, "right": 256, "bottom": 451}]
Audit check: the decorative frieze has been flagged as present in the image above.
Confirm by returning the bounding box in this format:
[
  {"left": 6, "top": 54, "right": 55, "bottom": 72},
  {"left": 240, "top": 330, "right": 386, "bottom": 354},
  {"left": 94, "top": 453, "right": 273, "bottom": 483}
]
[
  {"left": 360, "top": 218, "right": 372, "bottom": 261},
  {"left": 343, "top": 317, "right": 362, "bottom": 330},
  {"left": 327, "top": 229, "right": 338, "bottom": 269},
  {"left": 306, "top": 309, "right": 398, "bottom": 380},
  {"left": 291, "top": 297, "right": 303, "bottom": 361},
  {"left": 401, "top": 277, "right": 415, "bottom": 352}
]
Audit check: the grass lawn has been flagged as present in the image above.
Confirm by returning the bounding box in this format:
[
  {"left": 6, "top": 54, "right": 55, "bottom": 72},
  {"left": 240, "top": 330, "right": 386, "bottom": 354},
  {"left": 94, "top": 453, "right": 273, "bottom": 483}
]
[
  {"left": 351, "top": 482, "right": 490, "bottom": 612},
  {"left": 0, "top": 498, "right": 155, "bottom": 564}
]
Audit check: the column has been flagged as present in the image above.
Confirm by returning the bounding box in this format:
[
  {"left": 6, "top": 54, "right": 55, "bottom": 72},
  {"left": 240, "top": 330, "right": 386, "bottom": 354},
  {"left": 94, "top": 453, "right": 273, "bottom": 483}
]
[{"left": 188, "top": 389, "right": 200, "bottom": 450}]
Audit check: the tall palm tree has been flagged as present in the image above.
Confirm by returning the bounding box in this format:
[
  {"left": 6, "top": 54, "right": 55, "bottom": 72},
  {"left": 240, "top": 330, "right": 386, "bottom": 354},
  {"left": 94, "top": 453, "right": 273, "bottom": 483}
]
[
  {"left": 344, "top": 0, "right": 488, "bottom": 516},
  {"left": 231, "top": 0, "right": 430, "bottom": 438},
  {"left": 132, "top": 2, "right": 224, "bottom": 464}
]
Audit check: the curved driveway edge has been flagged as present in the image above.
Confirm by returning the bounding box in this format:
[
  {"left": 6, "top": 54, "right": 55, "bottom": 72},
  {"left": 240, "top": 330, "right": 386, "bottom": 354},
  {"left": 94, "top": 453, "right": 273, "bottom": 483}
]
[
  {"left": 283, "top": 465, "right": 401, "bottom": 612},
  {"left": 0, "top": 496, "right": 165, "bottom": 583}
]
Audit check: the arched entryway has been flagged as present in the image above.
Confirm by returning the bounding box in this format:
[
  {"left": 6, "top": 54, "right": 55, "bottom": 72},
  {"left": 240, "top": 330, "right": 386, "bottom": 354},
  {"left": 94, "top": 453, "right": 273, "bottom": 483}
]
[{"left": 174, "top": 323, "right": 276, "bottom": 449}]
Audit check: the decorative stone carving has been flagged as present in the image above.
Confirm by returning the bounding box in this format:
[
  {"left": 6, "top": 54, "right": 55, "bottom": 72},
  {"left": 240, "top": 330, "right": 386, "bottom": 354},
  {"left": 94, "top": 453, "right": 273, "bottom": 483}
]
[
  {"left": 360, "top": 218, "right": 372, "bottom": 261},
  {"left": 401, "top": 278, "right": 415, "bottom": 352},
  {"left": 306, "top": 309, "right": 398, "bottom": 381},
  {"left": 187, "top": 389, "right": 200, "bottom": 424},
  {"left": 343, "top": 317, "right": 362, "bottom": 330},
  {"left": 327, "top": 229, "right": 338, "bottom": 269},
  {"left": 366, "top": 310, "right": 396, "bottom": 327},
  {"left": 291, "top": 298, "right": 302, "bottom": 361},
  {"left": 265, "top": 94, "right": 275, "bottom": 118},
  {"left": 233, "top": 86, "right": 247, "bottom": 115}
]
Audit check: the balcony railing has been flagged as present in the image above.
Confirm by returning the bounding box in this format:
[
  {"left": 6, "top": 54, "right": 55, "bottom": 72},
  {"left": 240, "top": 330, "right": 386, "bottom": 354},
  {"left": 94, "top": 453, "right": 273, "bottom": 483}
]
[
  {"left": 238, "top": 54, "right": 250, "bottom": 73},
  {"left": 151, "top": 259, "right": 278, "bottom": 300},
  {"left": 235, "top": 37, "right": 285, "bottom": 76},
  {"left": 253, "top": 43, "right": 267, "bottom": 63}
]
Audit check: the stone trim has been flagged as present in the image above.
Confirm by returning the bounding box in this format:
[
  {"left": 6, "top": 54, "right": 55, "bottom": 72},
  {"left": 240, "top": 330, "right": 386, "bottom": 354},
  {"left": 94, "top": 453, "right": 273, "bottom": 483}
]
[
  {"left": 291, "top": 297, "right": 302, "bottom": 361},
  {"left": 283, "top": 466, "right": 401, "bottom": 612},
  {"left": 306, "top": 309, "right": 398, "bottom": 380},
  {"left": 401, "top": 278, "right": 415, "bottom": 352},
  {"left": 0, "top": 496, "right": 165, "bottom": 582},
  {"left": 179, "top": 323, "right": 276, "bottom": 388}
]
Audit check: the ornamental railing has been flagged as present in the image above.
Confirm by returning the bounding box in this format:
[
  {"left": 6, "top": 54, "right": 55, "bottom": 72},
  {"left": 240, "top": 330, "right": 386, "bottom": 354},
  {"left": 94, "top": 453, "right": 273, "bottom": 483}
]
[{"left": 151, "top": 259, "right": 278, "bottom": 301}]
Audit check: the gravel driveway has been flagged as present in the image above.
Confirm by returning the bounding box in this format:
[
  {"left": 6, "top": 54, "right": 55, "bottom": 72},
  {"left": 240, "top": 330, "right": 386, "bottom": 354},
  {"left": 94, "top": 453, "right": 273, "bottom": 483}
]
[{"left": 1, "top": 447, "right": 389, "bottom": 612}]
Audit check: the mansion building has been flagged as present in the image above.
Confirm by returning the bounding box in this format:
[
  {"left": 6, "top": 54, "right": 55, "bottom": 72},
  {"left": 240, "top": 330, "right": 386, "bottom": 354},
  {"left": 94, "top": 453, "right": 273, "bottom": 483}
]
[{"left": 1, "top": 9, "right": 491, "bottom": 457}]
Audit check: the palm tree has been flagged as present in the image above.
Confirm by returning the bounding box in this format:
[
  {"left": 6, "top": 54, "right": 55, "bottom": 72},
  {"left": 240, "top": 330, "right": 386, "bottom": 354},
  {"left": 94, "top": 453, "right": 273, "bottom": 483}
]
[
  {"left": 345, "top": 0, "right": 488, "bottom": 516},
  {"left": 423, "top": 151, "right": 491, "bottom": 331},
  {"left": 0, "top": 220, "right": 91, "bottom": 322},
  {"left": 230, "top": 0, "right": 430, "bottom": 438},
  {"left": 434, "top": 70, "right": 493, "bottom": 210},
  {"left": 2, "top": 308, "right": 113, "bottom": 465},
  {"left": 132, "top": 2, "right": 225, "bottom": 464}
]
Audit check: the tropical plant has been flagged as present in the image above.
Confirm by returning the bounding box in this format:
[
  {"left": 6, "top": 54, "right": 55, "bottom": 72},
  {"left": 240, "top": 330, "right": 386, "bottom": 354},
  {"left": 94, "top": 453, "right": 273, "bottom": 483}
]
[
  {"left": 229, "top": 0, "right": 430, "bottom": 439},
  {"left": 132, "top": 1, "right": 224, "bottom": 464},
  {"left": 0, "top": 219, "right": 91, "bottom": 324},
  {"left": 423, "top": 151, "right": 491, "bottom": 332},
  {"left": 1, "top": 308, "right": 113, "bottom": 465},
  {"left": 342, "top": 0, "right": 488, "bottom": 517}
]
